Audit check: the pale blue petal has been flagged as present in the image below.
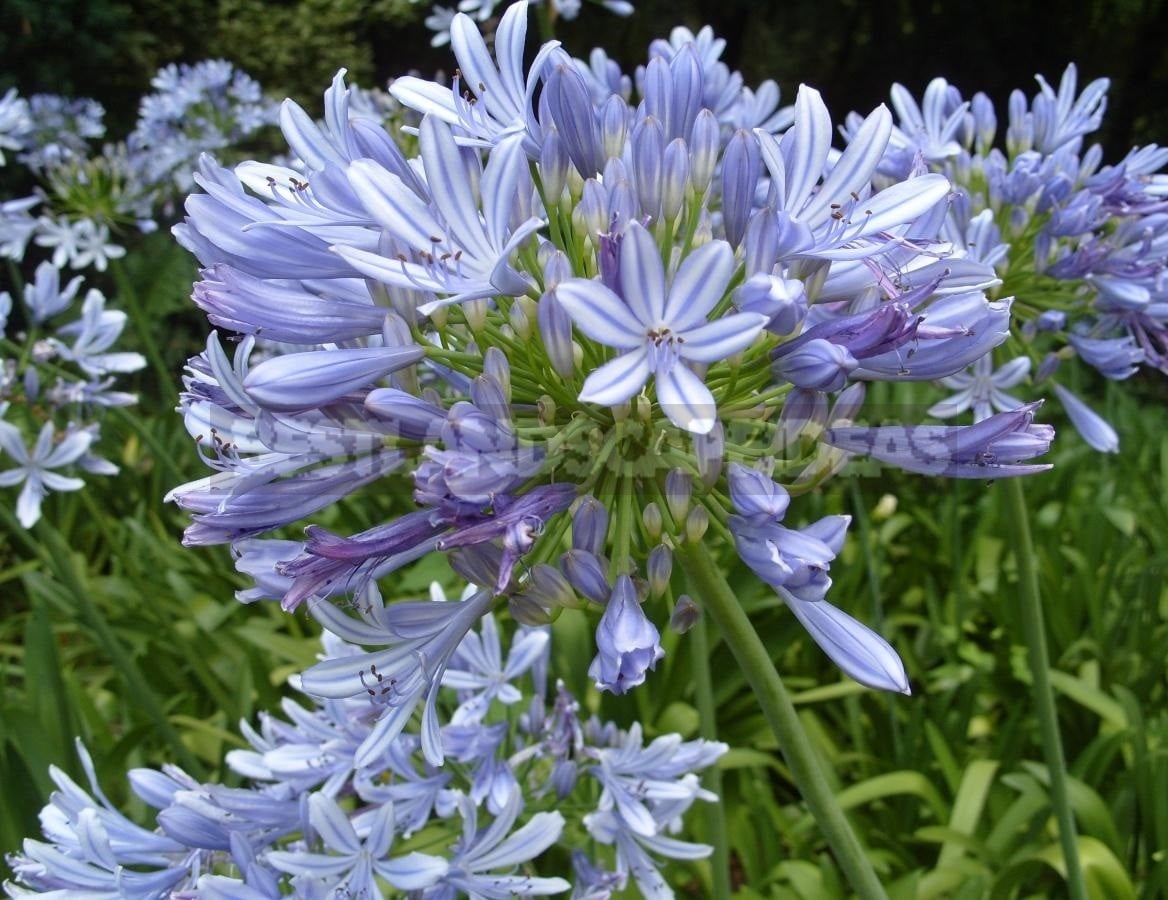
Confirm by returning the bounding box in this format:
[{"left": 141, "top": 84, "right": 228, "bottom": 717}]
[
  {"left": 802, "top": 104, "right": 893, "bottom": 225},
  {"left": 420, "top": 116, "right": 492, "bottom": 260},
  {"left": 657, "top": 363, "right": 717, "bottom": 434},
  {"left": 678, "top": 312, "right": 766, "bottom": 363},
  {"left": 579, "top": 348, "right": 651, "bottom": 406},
  {"left": 620, "top": 221, "right": 666, "bottom": 324},
  {"left": 309, "top": 793, "right": 361, "bottom": 855},
  {"left": 555, "top": 280, "right": 645, "bottom": 349},
  {"left": 377, "top": 851, "right": 450, "bottom": 891},
  {"left": 347, "top": 159, "right": 442, "bottom": 251},
  {"left": 781, "top": 588, "right": 911, "bottom": 694},
  {"left": 783, "top": 85, "right": 833, "bottom": 214},
  {"left": 664, "top": 240, "right": 735, "bottom": 330}
]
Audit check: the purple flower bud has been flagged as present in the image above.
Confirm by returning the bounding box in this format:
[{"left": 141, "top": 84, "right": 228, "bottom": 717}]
[
  {"left": 471, "top": 373, "right": 510, "bottom": 422},
  {"left": 364, "top": 388, "right": 446, "bottom": 440},
  {"left": 669, "top": 594, "right": 700, "bottom": 633},
  {"left": 601, "top": 95, "right": 630, "bottom": 162},
  {"left": 772, "top": 338, "right": 858, "bottom": 392},
  {"left": 641, "top": 57, "right": 671, "bottom": 129},
  {"left": 668, "top": 45, "right": 703, "bottom": 142},
  {"left": 693, "top": 419, "right": 724, "bottom": 487},
  {"left": 1035, "top": 310, "right": 1066, "bottom": 332},
  {"left": 587, "top": 575, "right": 664, "bottom": 694},
  {"left": 728, "top": 462, "right": 791, "bottom": 520},
  {"left": 665, "top": 468, "right": 692, "bottom": 524},
  {"left": 631, "top": 116, "right": 664, "bottom": 221},
  {"left": 243, "top": 345, "right": 425, "bottom": 411},
  {"left": 572, "top": 495, "right": 609, "bottom": 556},
  {"left": 544, "top": 59, "right": 603, "bottom": 179},
  {"left": 776, "top": 387, "right": 829, "bottom": 448},
  {"left": 561, "top": 549, "right": 611, "bottom": 603},
  {"left": 574, "top": 179, "right": 609, "bottom": 241},
  {"left": 689, "top": 109, "right": 719, "bottom": 195},
  {"left": 1068, "top": 333, "right": 1143, "bottom": 380},
  {"left": 539, "top": 128, "right": 570, "bottom": 203},
  {"left": 647, "top": 544, "right": 672, "bottom": 596},
  {"left": 722, "top": 129, "right": 761, "bottom": 248},
  {"left": 661, "top": 137, "right": 690, "bottom": 222},
  {"left": 537, "top": 289, "right": 577, "bottom": 380},
  {"left": 483, "top": 346, "right": 511, "bottom": 401}
]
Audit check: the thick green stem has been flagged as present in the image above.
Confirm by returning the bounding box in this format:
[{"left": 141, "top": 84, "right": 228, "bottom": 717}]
[
  {"left": 689, "top": 613, "right": 732, "bottom": 898},
  {"left": 675, "top": 539, "right": 888, "bottom": 900},
  {"left": 1004, "top": 477, "right": 1088, "bottom": 900}
]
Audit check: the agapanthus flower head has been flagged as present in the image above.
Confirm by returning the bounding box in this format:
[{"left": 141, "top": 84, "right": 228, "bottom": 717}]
[{"left": 165, "top": 9, "right": 1056, "bottom": 751}]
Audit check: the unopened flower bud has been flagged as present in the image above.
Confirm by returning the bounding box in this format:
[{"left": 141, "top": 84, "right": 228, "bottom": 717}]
[
  {"left": 538, "top": 394, "right": 556, "bottom": 425},
  {"left": 693, "top": 420, "right": 724, "bottom": 488},
  {"left": 600, "top": 94, "right": 629, "bottom": 162},
  {"left": 509, "top": 592, "right": 559, "bottom": 626},
  {"left": 689, "top": 109, "right": 719, "bottom": 194},
  {"left": 669, "top": 594, "right": 701, "bottom": 633},
  {"left": 464, "top": 298, "right": 488, "bottom": 333},
  {"left": 572, "top": 495, "right": 608, "bottom": 556},
  {"left": 665, "top": 468, "right": 692, "bottom": 524},
  {"left": 560, "top": 549, "right": 610, "bottom": 604},
  {"left": 647, "top": 544, "right": 672, "bottom": 596},
  {"left": 661, "top": 137, "right": 690, "bottom": 223},
  {"left": 631, "top": 116, "right": 664, "bottom": 221},
  {"left": 483, "top": 346, "right": 511, "bottom": 402},
  {"left": 642, "top": 501, "right": 663, "bottom": 539},
  {"left": 509, "top": 296, "right": 533, "bottom": 341},
  {"left": 685, "top": 506, "right": 709, "bottom": 543},
  {"left": 574, "top": 179, "right": 608, "bottom": 244},
  {"left": 539, "top": 289, "right": 576, "bottom": 378},
  {"left": 539, "top": 128, "right": 570, "bottom": 203}
]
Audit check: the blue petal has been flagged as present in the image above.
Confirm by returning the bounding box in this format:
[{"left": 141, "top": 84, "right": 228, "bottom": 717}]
[
  {"left": 664, "top": 240, "right": 736, "bottom": 331},
  {"left": 657, "top": 363, "right": 717, "bottom": 434},
  {"left": 555, "top": 279, "right": 645, "bottom": 349},
  {"left": 620, "top": 221, "right": 666, "bottom": 324}
]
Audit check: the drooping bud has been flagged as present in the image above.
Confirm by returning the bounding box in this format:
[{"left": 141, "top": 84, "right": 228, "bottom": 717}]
[
  {"left": 669, "top": 594, "right": 701, "bottom": 633},
  {"left": 560, "top": 549, "right": 611, "bottom": 604}
]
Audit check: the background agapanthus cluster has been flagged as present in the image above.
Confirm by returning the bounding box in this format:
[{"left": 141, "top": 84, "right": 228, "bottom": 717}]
[{"left": 3, "top": 0, "right": 1167, "bottom": 897}]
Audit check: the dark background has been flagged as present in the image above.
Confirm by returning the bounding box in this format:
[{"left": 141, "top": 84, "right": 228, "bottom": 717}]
[{"left": 2, "top": 0, "right": 1166, "bottom": 158}]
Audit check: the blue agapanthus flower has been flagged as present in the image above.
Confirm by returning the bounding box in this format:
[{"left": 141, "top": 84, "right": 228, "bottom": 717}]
[{"left": 165, "top": 4, "right": 1054, "bottom": 764}]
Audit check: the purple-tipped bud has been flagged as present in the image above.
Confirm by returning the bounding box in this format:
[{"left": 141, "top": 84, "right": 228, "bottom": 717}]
[
  {"left": 540, "top": 129, "right": 570, "bottom": 203},
  {"left": 1035, "top": 352, "right": 1061, "bottom": 383},
  {"left": 642, "top": 501, "right": 663, "bottom": 539},
  {"left": 641, "top": 57, "right": 672, "bottom": 130},
  {"left": 773, "top": 338, "right": 857, "bottom": 392},
  {"left": 647, "top": 544, "right": 672, "bottom": 596},
  {"left": 685, "top": 506, "right": 709, "bottom": 543},
  {"left": 728, "top": 462, "right": 790, "bottom": 520},
  {"left": 545, "top": 59, "right": 604, "bottom": 179},
  {"left": 776, "top": 388, "right": 829, "bottom": 448},
  {"left": 722, "top": 129, "right": 761, "bottom": 248},
  {"left": 970, "top": 92, "right": 997, "bottom": 152},
  {"left": 588, "top": 575, "right": 665, "bottom": 694},
  {"left": 665, "top": 468, "right": 692, "bottom": 524},
  {"left": 561, "top": 549, "right": 611, "bottom": 604},
  {"left": 669, "top": 594, "right": 700, "bottom": 633},
  {"left": 575, "top": 179, "right": 609, "bottom": 243},
  {"left": 572, "top": 495, "right": 609, "bottom": 556},
  {"left": 527, "top": 562, "right": 583, "bottom": 610},
  {"left": 243, "top": 345, "right": 424, "bottom": 412},
  {"left": 689, "top": 109, "right": 720, "bottom": 194},
  {"left": 540, "top": 288, "right": 577, "bottom": 378},
  {"left": 364, "top": 388, "right": 445, "bottom": 440},
  {"left": 668, "top": 45, "right": 704, "bottom": 141},
  {"left": 471, "top": 373, "right": 510, "bottom": 422},
  {"left": 631, "top": 116, "right": 665, "bottom": 221},
  {"left": 600, "top": 95, "right": 630, "bottom": 163},
  {"left": 694, "top": 420, "right": 724, "bottom": 487},
  {"left": 483, "top": 347, "right": 511, "bottom": 402},
  {"left": 661, "top": 138, "right": 690, "bottom": 222}
]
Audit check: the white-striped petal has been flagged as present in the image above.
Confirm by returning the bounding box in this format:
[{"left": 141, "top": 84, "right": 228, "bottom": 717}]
[
  {"left": 678, "top": 312, "right": 766, "bottom": 363},
  {"left": 555, "top": 280, "right": 645, "bottom": 349},
  {"left": 663, "top": 239, "right": 735, "bottom": 330},
  {"left": 620, "top": 221, "right": 666, "bottom": 324},
  {"left": 578, "top": 348, "right": 651, "bottom": 406}
]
